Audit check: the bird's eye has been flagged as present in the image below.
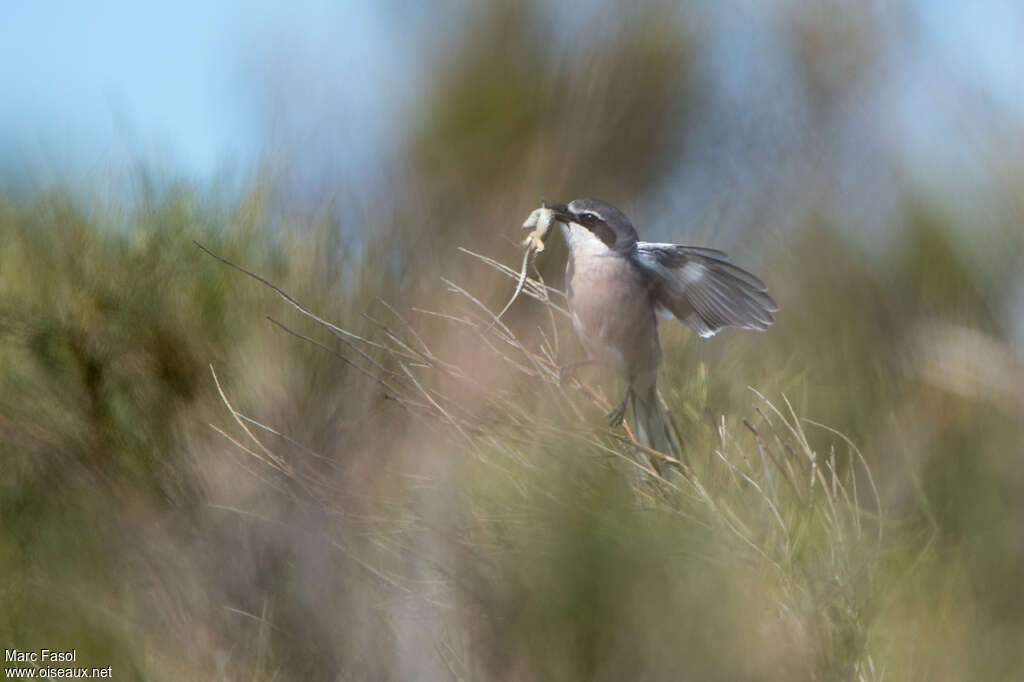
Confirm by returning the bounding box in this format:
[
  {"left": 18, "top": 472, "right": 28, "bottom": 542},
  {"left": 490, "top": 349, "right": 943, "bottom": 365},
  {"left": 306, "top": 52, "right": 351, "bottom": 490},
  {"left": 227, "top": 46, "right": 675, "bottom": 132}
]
[{"left": 579, "top": 212, "right": 600, "bottom": 224}]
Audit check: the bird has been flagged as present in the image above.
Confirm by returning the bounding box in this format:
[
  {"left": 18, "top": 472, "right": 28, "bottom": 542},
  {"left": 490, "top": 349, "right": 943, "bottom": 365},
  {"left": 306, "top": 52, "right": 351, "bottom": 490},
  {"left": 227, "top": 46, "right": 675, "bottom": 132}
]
[{"left": 545, "top": 198, "right": 777, "bottom": 473}]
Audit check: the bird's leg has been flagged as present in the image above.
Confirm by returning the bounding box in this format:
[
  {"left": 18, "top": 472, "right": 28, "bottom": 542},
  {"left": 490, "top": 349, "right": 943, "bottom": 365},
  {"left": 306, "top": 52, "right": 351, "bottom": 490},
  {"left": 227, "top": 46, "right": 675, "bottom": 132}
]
[
  {"left": 607, "top": 394, "right": 628, "bottom": 426},
  {"left": 558, "top": 360, "right": 596, "bottom": 385},
  {"left": 606, "top": 380, "right": 632, "bottom": 427}
]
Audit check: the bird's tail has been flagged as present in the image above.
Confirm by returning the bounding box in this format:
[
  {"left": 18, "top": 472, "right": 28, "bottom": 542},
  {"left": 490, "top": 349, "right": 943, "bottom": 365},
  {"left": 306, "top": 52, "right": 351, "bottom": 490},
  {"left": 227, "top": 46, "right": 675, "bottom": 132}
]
[{"left": 628, "top": 382, "right": 678, "bottom": 476}]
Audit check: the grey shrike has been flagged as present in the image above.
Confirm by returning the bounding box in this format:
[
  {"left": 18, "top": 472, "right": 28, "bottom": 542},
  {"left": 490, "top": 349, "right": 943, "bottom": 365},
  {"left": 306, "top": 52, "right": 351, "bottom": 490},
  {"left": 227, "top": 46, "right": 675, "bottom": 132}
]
[{"left": 546, "top": 198, "right": 777, "bottom": 469}]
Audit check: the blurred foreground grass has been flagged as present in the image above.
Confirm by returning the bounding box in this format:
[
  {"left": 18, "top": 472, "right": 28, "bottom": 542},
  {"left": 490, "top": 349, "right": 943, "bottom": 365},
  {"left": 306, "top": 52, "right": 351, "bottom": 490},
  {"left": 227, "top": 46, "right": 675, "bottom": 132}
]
[{"left": 0, "top": 179, "right": 1021, "bottom": 681}]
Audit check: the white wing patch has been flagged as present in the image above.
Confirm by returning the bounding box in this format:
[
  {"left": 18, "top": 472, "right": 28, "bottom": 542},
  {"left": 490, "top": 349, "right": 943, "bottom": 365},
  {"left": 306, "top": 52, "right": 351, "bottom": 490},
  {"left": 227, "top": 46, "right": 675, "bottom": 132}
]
[{"left": 680, "top": 261, "right": 705, "bottom": 284}]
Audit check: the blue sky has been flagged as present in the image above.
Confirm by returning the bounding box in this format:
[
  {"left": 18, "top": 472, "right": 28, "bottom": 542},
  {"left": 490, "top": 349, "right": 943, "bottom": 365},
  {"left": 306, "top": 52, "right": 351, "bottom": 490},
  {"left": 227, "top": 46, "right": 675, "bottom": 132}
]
[
  {"left": 0, "top": 0, "right": 423, "bottom": 187},
  {"left": 1, "top": 0, "right": 1020, "bottom": 194}
]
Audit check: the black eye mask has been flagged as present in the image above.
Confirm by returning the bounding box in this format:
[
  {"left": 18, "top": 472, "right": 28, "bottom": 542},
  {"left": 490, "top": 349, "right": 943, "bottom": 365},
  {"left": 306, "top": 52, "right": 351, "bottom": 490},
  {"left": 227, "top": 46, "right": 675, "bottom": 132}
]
[{"left": 589, "top": 222, "right": 617, "bottom": 248}]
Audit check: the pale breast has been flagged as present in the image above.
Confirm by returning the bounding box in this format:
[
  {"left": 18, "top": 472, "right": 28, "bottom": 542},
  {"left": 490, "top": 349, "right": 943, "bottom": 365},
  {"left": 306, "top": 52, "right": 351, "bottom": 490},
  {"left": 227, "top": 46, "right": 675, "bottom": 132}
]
[{"left": 565, "top": 244, "right": 661, "bottom": 379}]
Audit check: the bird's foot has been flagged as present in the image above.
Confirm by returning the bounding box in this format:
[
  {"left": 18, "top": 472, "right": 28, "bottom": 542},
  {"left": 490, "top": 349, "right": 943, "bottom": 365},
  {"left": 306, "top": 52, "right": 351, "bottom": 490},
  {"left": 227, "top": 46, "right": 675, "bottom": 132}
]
[{"left": 606, "top": 399, "right": 627, "bottom": 427}]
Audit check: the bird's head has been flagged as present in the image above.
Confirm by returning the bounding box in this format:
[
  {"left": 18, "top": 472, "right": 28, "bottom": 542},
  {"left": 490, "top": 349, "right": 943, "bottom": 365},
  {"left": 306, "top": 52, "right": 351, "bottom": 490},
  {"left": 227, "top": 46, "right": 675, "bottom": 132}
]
[{"left": 548, "top": 198, "right": 638, "bottom": 253}]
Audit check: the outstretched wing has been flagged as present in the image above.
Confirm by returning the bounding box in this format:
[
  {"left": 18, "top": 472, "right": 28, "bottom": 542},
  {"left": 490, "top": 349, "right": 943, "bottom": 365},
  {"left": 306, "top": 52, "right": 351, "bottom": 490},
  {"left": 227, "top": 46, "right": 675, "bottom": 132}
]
[{"left": 634, "top": 242, "right": 778, "bottom": 338}]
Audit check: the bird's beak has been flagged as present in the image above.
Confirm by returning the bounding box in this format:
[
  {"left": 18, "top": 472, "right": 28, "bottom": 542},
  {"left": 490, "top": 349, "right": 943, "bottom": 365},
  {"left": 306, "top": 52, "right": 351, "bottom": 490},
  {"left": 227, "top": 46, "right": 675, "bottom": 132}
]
[{"left": 545, "top": 203, "right": 573, "bottom": 224}]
